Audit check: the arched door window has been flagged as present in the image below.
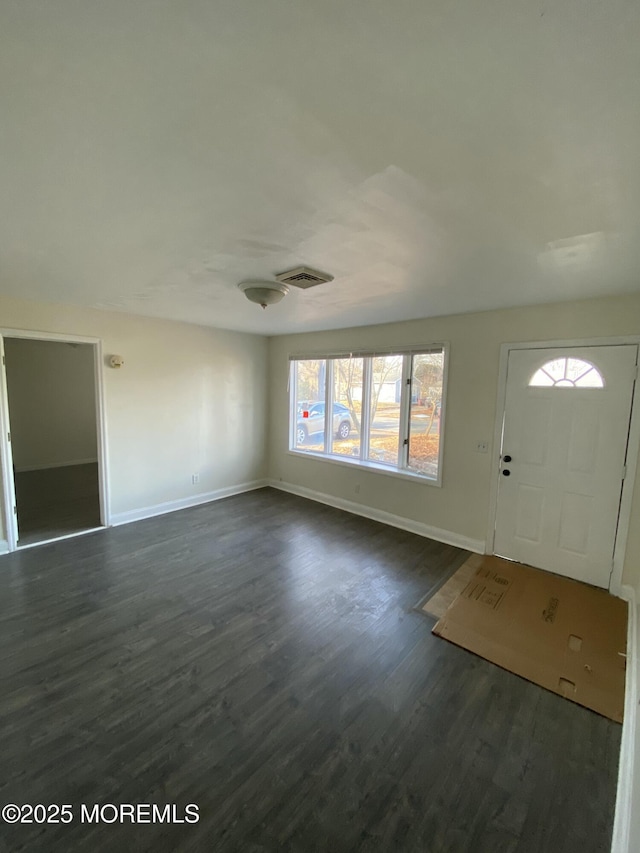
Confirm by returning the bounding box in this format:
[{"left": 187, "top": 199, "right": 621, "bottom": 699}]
[{"left": 529, "top": 357, "right": 604, "bottom": 388}]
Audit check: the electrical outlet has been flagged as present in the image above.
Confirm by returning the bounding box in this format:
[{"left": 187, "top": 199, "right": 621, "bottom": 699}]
[
  {"left": 475, "top": 441, "right": 489, "bottom": 453},
  {"left": 192, "top": 473, "right": 199, "bottom": 484}
]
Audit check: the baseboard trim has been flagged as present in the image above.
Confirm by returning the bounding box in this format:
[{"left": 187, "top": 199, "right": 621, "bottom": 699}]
[
  {"left": 15, "top": 458, "right": 98, "bottom": 473},
  {"left": 269, "top": 479, "right": 485, "bottom": 554},
  {"left": 611, "top": 584, "right": 638, "bottom": 853},
  {"left": 110, "top": 479, "right": 269, "bottom": 527},
  {"left": 0, "top": 539, "right": 8, "bottom": 555}
]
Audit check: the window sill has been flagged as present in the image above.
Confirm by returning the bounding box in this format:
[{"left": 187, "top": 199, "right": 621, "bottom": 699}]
[{"left": 286, "top": 449, "right": 442, "bottom": 487}]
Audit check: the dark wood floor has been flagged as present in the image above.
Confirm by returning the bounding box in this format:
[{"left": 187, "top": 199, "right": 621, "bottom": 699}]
[
  {"left": 14, "top": 463, "right": 101, "bottom": 546},
  {"left": 0, "top": 488, "right": 620, "bottom": 852}
]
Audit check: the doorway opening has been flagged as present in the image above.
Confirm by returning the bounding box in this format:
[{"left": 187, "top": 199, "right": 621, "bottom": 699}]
[{"left": 0, "top": 332, "right": 109, "bottom": 550}]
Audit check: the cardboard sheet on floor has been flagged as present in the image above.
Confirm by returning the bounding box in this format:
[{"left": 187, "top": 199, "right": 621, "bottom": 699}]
[
  {"left": 432, "top": 556, "right": 627, "bottom": 722},
  {"left": 417, "top": 553, "right": 484, "bottom": 620}
]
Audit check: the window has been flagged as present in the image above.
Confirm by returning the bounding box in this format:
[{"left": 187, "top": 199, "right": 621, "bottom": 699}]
[
  {"left": 368, "top": 355, "right": 403, "bottom": 466},
  {"left": 529, "top": 358, "right": 604, "bottom": 388},
  {"left": 333, "top": 357, "right": 363, "bottom": 458},
  {"left": 408, "top": 352, "right": 444, "bottom": 477},
  {"left": 293, "top": 360, "right": 327, "bottom": 452},
  {"left": 290, "top": 347, "right": 446, "bottom": 482}
]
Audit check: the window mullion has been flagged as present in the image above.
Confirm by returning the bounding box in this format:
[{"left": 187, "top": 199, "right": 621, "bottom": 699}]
[
  {"left": 398, "top": 355, "right": 412, "bottom": 469},
  {"left": 325, "top": 360, "right": 334, "bottom": 456}
]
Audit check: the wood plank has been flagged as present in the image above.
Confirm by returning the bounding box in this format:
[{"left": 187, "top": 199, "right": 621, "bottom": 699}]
[
  {"left": 418, "top": 552, "right": 484, "bottom": 619},
  {"left": 0, "top": 488, "right": 621, "bottom": 852},
  {"left": 14, "top": 463, "right": 101, "bottom": 545}
]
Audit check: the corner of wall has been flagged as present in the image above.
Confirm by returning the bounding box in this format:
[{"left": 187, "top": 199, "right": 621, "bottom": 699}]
[
  {"left": 611, "top": 584, "right": 639, "bottom": 853},
  {"left": 264, "top": 337, "right": 274, "bottom": 480}
]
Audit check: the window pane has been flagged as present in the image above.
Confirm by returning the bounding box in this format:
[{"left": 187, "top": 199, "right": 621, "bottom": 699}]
[
  {"left": 529, "top": 357, "right": 604, "bottom": 388},
  {"left": 408, "top": 352, "right": 444, "bottom": 477},
  {"left": 541, "top": 358, "right": 566, "bottom": 381},
  {"left": 530, "top": 368, "right": 554, "bottom": 386},
  {"left": 331, "top": 358, "right": 363, "bottom": 458},
  {"left": 567, "top": 358, "right": 604, "bottom": 386},
  {"left": 368, "top": 355, "right": 403, "bottom": 467},
  {"left": 293, "top": 359, "right": 326, "bottom": 452},
  {"left": 575, "top": 368, "right": 604, "bottom": 387}
]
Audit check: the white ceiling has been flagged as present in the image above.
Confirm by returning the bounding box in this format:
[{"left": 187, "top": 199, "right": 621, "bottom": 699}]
[{"left": 1, "top": 0, "right": 639, "bottom": 335}]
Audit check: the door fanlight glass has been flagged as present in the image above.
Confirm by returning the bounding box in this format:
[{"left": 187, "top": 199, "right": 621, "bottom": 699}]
[{"left": 529, "top": 358, "right": 604, "bottom": 388}]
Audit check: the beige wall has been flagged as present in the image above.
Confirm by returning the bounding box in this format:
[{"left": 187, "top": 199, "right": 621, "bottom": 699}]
[
  {"left": 267, "top": 292, "right": 640, "bottom": 590},
  {"left": 4, "top": 338, "right": 97, "bottom": 471},
  {"left": 0, "top": 294, "right": 268, "bottom": 541}
]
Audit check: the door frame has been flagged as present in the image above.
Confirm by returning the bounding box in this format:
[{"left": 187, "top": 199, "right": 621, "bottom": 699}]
[
  {"left": 0, "top": 328, "right": 111, "bottom": 552},
  {"left": 486, "top": 336, "right": 640, "bottom": 595}
]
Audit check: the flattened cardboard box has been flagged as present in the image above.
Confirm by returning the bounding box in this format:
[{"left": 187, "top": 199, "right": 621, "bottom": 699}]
[{"left": 432, "top": 556, "right": 627, "bottom": 722}]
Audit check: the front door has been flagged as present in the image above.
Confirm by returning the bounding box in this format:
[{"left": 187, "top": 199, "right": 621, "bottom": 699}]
[{"left": 494, "top": 345, "right": 637, "bottom": 588}]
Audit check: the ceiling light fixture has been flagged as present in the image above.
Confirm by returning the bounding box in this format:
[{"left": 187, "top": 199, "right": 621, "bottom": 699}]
[{"left": 238, "top": 280, "right": 289, "bottom": 309}]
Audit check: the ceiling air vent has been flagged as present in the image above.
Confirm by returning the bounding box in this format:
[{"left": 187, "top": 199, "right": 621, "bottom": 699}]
[{"left": 275, "top": 266, "right": 334, "bottom": 289}]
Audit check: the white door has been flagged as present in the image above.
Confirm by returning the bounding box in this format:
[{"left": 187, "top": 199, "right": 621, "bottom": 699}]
[{"left": 494, "top": 345, "right": 637, "bottom": 588}]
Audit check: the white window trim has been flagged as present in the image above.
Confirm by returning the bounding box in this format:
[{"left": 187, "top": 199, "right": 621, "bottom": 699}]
[
  {"left": 286, "top": 448, "right": 444, "bottom": 486},
  {"left": 288, "top": 345, "right": 448, "bottom": 487}
]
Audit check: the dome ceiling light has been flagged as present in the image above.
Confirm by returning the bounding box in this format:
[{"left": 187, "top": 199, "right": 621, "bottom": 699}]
[
  {"left": 237, "top": 280, "right": 289, "bottom": 309},
  {"left": 237, "top": 267, "right": 333, "bottom": 309}
]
